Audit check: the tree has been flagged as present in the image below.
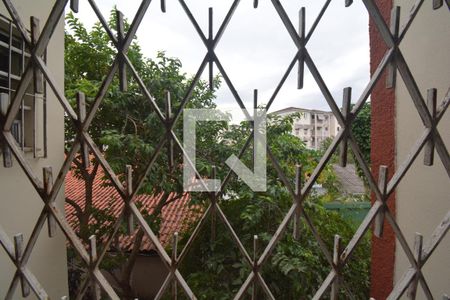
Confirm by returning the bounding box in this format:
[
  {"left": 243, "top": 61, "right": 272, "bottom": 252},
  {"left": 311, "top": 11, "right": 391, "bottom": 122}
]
[
  {"left": 178, "top": 114, "right": 370, "bottom": 299},
  {"left": 351, "top": 102, "right": 371, "bottom": 183},
  {"left": 64, "top": 10, "right": 369, "bottom": 299},
  {"left": 319, "top": 102, "right": 371, "bottom": 190},
  {"left": 351, "top": 102, "right": 371, "bottom": 165},
  {"left": 65, "top": 10, "right": 219, "bottom": 298}
]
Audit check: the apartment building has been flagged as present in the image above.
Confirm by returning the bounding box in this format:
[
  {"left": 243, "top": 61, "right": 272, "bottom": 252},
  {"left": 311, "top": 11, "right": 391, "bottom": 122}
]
[{"left": 272, "top": 107, "right": 340, "bottom": 150}]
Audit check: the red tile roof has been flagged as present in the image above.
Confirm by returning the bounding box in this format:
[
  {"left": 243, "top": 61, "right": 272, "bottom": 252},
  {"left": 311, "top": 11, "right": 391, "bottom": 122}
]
[{"left": 65, "top": 166, "right": 200, "bottom": 252}]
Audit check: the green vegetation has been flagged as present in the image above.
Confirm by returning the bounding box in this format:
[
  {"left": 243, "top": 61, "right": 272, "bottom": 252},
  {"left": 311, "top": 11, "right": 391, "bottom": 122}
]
[
  {"left": 178, "top": 114, "right": 370, "bottom": 299},
  {"left": 319, "top": 102, "right": 371, "bottom": 189},
  {"left": 352, "top": 102, "right": 371, "bottom": 182},
  {"left": 64, "top": 10, "right": 370, "bottom": 299},
  {"left": 65, "top": 10, "right": 219, "bottom": 297}
]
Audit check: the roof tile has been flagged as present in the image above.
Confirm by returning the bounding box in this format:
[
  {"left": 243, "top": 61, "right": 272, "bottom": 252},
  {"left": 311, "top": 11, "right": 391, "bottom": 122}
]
[{"left": 65, "top": 166, "right": 200, "bottom": 251}]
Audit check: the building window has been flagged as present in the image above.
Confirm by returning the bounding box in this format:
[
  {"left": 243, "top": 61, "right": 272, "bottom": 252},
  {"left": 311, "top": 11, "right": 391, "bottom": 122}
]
[{"left": 0, "top": 13, "right": 46, "bottom": 158}]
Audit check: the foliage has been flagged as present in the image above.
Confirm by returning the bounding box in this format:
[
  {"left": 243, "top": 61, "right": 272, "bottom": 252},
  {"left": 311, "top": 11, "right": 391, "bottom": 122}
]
[
  {"left": 65, "top": 11, "right": 218, "bottom": 184},
  {"left": 351, "top": 102, "right": 371, "bottom": 164},
  {"left": 177, "top": 115, "right": 370, "bottom": 299},
  {"left": 65, "top": 10, "right": 219, "bottom": 298},
  {"left": 64, "top": 10, "right": 369, "bottom": 299},
  {"left": 319, "top": 102, "right": 371, "bottom": 194},
  {"left": 351, "top": 102, "right": 371, "bottom": 182}
]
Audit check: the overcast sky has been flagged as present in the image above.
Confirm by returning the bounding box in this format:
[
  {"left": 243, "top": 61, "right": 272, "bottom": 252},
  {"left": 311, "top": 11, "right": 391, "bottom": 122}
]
[{"left": 72, "top": 0, "right": 369, "bottom": 117}]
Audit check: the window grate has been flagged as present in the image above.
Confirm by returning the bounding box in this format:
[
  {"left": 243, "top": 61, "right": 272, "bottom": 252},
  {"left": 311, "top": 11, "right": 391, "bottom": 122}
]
[
  {"left": 0, "top": 13, "right": 46, "bottom": 159},
  {"left": 0, "top": 0, "right": 448, "bottom": 299}
]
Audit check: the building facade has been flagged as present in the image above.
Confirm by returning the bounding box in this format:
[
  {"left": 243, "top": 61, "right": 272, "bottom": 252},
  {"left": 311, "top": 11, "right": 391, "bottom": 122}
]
[
  {"left": 272, "top": 107, "right": 340, "bottom": 150},
  {"left": 0, "top": 1, "right": 68, "bottom": 298},
  {"left": 370, "top": 1, "right": 449, "bottom": 299}
]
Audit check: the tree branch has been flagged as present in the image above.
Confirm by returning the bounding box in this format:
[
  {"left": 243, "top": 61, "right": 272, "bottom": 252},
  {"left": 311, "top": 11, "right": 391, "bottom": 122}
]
[
  {"left": 89, "top": 160, "right": 100, "bottom": 182},
  {"left": 159, "top": 193, "right": 184, "bottom": 208},
  {"left": 65, "top": 197, "right": 83, "bottom": 217}
]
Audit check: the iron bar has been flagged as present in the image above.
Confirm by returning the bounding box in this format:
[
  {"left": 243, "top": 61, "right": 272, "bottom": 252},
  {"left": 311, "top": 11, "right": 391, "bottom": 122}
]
[
  {"left": 208, "top": 7, "right": 214, "bottom": 91},
  {"left": 331, "top": 235, "right": 342, "bottom": 300},
  {"left": 374, "top": 166, "right": 388, "bottom": 238},
  {"left": 70, "top": 0, "right": 79, "bottom": 13},
  {"left": 293, "top": 165, "right": 302, "bottom": 240},
  {"left": 433, "top": 0, "right": 443, "bottom": 9},
  {"left": 126, "top": 165, "right": 134, "bottom": 235},
  {"left": 0, "top": 1, "right": 447, "bottom": 299},
  {"left": 210, "top": 166, "right": 217, "bottom": 243},
  {"left": 0, "top": 93, "right": 13, "bottom": 167},
  {"left": 424, "top": 88, "right": 437, "bottom": 166},
  {"left": 407, "top": 233, "right": 423, "bottom": 300},
  {"left": 165, "top": 91, "right": 174, "bottom": 171},
  {"left": 385, "top": 211, "right": 434, "bottom": 299},
  {"left": 252, "top": 235, "right": 258, "bottom": 300},
  {"left": 43, "top": 166, "right": 57, "bottom": 237},
  {"left": 434, "top": 133, "right": 450, "bottom": 177},
  {"left": 297, "top": 7, "right": 305, "bottom": 89},
  {"left": 339, "top": 87, "right": 351, "bottom": 167},
  {"left": 116, "top": 10, "right": 127, "bottom": 92},
  {"left": 3, "top": 0, "right": 69, "bottom": 130},
  {"left": 396, "top": 51, "right": 433, "bottom": 127},
  {"left": 76, "top": 92, "right": 89, "bottom": 169},
  {"left": 305, "top": 0, "right": 332, "bottom": 43},
  {"left": 388, "top": 212, "right": 449, "bottom": 299},
  {"left": 31, "top": 16, "right": 43, "bottom": 94},
  {"left": 397, "top": 0, "right": 424, "bottom": 43},
  {"left": 304, "top": 50, "right": 345, "bottom": 126},
  {"left": 362, "top": 0, "right": 395, "bottom": 48},
  {"left": 13, "top": 234, "right": 30, "bottom": 297},
  {"left": 89, "top": 235, "right": 101, "bottom": 300},
  {"left": 386, "top": 6, "right": 400, "bottom": 89},
  {"left": 172, "top": 232, "right": 178, "bottom": 300}
]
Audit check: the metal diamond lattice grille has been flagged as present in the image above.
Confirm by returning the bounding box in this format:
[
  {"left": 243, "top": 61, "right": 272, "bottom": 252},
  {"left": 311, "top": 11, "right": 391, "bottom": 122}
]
[{"left": 0, "top": 0, "right": 449, "bottom": 299}]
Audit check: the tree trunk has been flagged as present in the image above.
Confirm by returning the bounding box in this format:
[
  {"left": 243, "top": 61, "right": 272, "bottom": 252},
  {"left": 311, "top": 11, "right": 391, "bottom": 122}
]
[
  {"left": 118, "top": 192, "right": 176, "bottom": 298},
  {"left": 77, "top": 160, "right": 98, "bottom": 243},
  {"left": 120, "top": 228, "right": 144, "bottom": 299}
]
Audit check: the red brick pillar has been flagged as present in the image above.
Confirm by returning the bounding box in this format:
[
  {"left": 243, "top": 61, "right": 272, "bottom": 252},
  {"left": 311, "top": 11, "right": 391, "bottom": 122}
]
[{"left": 369, "top": 0, "right": 396, "bottom": 299}]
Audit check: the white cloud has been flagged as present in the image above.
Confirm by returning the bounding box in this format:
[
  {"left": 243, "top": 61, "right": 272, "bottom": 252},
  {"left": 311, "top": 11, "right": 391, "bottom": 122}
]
[{"left": 71, "top": 0, "right": 370, "bottom": 114}]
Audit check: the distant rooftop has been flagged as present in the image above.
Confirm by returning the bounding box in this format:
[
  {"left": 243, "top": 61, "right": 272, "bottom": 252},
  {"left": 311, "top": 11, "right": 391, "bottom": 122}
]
[
  {"left": 65, "top": 167, "right": 201, "bottom": 252},
  {"left": 271, "top": 107, "right": 334, "bottom": 115},
  {"left": 332, "top": 164, "right": 366, "bottom": 195}
]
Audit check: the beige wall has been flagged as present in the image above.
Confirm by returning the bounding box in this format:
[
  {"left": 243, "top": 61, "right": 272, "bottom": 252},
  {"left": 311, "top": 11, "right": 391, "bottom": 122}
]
[
  {"left": 0, "top": 0, "right": 68, "bottom": 298},
  {"left": 393, "top": 2, "right": 449, "bottom": 298}
]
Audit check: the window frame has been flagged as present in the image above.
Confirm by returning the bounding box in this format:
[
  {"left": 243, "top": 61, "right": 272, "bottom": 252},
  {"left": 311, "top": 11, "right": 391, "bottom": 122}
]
[{"left": 0, "top": 13, "right": 47, "bottom": 159}]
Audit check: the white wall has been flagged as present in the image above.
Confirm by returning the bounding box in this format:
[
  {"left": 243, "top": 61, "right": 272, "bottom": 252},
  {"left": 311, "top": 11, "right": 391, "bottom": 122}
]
[
  {"left": 393, "top": 2, "right": 449, "bottom": 298},
  {"left": 0, "top": 0, "right": 68, "bottom": 298}
]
